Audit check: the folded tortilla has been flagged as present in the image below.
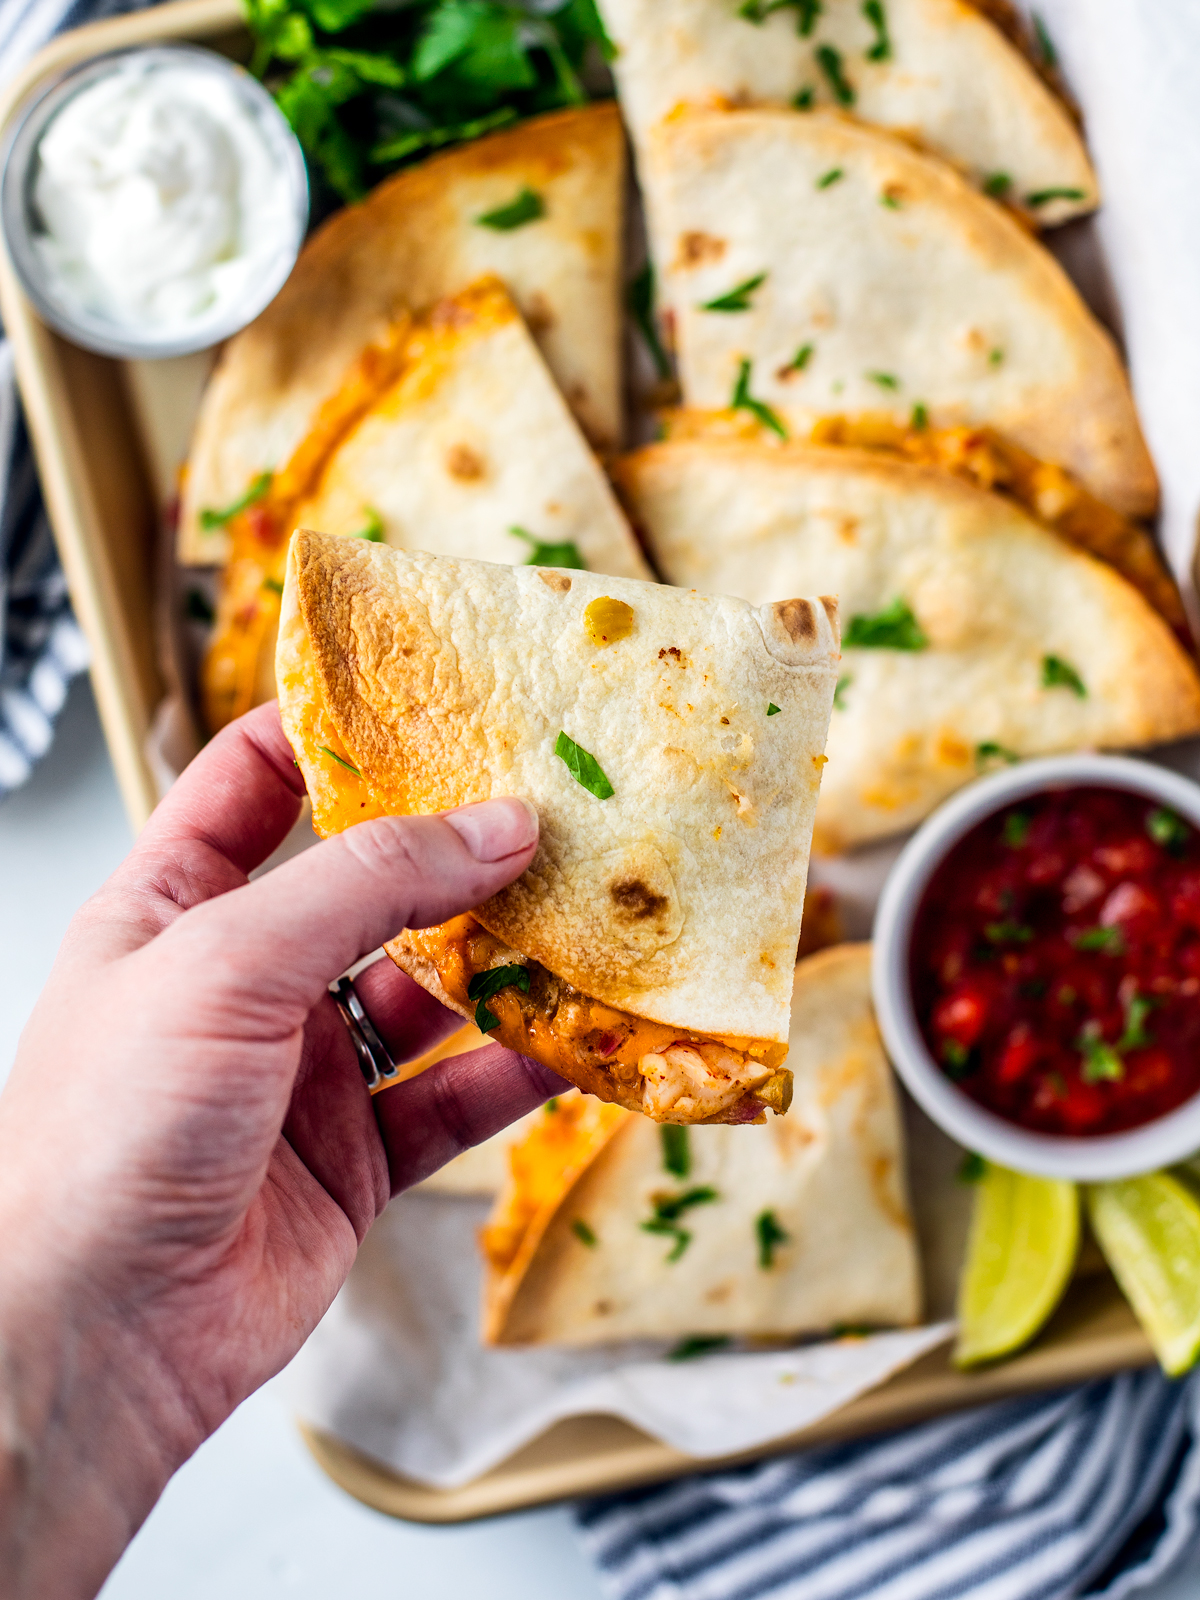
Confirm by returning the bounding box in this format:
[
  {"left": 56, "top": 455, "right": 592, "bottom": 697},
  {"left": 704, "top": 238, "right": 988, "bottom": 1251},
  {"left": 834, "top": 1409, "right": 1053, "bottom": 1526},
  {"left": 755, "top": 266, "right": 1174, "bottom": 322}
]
[
  {"left": 181, "top": 104, "right": 625, "bottom": 565},
  {"left": 481, "top": 943, "right": 921, "bottom": 1345},
  {"left": 278, "top": 530, "right": 840, "bottom": 1122},
  {"left": 599, "top": 0, "right": 1096, "bottom": 226},
  {"left": 644, "top": 108, "right": 1155, "bottom": 519},
  {"left": 203, "top": 278, "right": 648, "bottom": 732},
  {"left": 615, "top": 438, "right": 1200, "bottom": 851}
]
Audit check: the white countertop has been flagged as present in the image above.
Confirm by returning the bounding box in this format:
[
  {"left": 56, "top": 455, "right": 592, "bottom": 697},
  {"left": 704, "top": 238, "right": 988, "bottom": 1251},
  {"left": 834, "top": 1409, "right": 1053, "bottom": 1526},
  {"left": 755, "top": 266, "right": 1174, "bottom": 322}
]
[{"left": 3, "top": 678, "right": 1199, "bottom": 1599}]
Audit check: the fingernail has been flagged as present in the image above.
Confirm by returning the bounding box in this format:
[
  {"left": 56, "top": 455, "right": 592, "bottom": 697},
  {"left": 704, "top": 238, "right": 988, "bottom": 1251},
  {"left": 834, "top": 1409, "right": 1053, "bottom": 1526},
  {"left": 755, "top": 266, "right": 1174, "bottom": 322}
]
[{"left": 445, "top": 798, "right": 538, "bottom": 863}]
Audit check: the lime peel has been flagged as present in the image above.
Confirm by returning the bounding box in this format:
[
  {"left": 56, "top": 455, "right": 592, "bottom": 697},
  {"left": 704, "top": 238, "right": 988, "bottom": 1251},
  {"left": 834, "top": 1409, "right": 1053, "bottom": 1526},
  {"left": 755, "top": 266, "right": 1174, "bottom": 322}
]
[
  {"left": 954, "top": 1165, "right": 1079, "bottom": 1368},
  {"left": 1086, "top": 1173, "right": 1200, "bottom": 1377}
]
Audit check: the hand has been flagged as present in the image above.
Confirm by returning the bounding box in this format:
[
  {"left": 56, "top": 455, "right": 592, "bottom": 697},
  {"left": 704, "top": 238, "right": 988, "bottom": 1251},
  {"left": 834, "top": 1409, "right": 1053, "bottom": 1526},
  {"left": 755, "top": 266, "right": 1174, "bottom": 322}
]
[{"left": 0, "top": 702, "right": 564, "bottom": 1600}]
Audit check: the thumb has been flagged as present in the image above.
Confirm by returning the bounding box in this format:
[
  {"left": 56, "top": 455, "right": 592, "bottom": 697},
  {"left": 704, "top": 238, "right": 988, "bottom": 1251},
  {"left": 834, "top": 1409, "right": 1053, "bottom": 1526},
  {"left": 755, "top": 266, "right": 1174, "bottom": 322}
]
[{"left": 148, "top": 799, "right": 538, "bottom": 1029}]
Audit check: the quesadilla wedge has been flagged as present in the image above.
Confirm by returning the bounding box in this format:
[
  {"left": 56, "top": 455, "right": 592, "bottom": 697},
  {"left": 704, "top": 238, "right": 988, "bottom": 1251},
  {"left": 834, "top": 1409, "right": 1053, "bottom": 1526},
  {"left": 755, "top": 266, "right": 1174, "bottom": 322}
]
[
  {"left": 599, "top": 0, "right": 1095, "bottom": 226},
  {"left": 645, "top": 108, "right": 1155, "bottom": 518},
  {"left": 203, "top": 278, "right": 649, "bottom": 732},
  {"left": 482, "top": 944, "right": 920, "bottom": 1345},
  {"left": 181, "top": 104, "right": 625, "bottom": 565},
  {"left": 615, "top": 438, "right": 1200, "bottom": 851},
  {"left": 278, "top": 530, "right": 841, "bottom": 1122}
]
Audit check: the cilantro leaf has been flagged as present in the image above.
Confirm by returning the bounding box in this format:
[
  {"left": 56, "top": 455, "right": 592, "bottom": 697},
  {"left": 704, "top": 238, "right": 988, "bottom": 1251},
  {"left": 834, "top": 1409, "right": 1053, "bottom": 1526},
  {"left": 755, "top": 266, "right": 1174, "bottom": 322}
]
[
  {"left": 1071, "top": 925, "right": 1125, "bottom": 955},
  {"left": 844, "top": 597, "right": 928, "bottom": 650},
  {"left": 510, "top": 526, "right": 586, "bottom": 570},
  {"left": 466, "top": 962, "right": 531, "bottom": 1032},
  {"left": 984, "top": 171, "right": 1012, "bottom": 198},
  {"left": 555, "top": 731, "right": 614, "bottom": 799},
  {"left": 756, "top": 1208, "right": 789, "bottom": 1268},
  {"left": 731, "top": 358, "right": 788, "bottom": 438},
  {"left": 1042, "top": 655, "right": 1087, "bottom": 697},
  {"left": 476, "top": 185, "right": 544, "bottom": 230},
  {"left": 199, "top": 471, "right": 272, "bottom": 530},
  {"left": 788, "top": 343, "right": 814, "bottom": 371},
  {"left": 862, "top": 0, "right": 891, "bottom": 61},
  {"left": 976, "top": 741, "right": 1019, "bottom": 768},
  {"left": 1147, "top": 807, "right": 1191, "bottom": 854},
  {"left": 352, "top": 507, "right": 385, "bottom": 542},
  {"left": 833, "top": 674, "right": 851, "bottom": 711},
  {"left": 642, "top": 1187, "right": 719, "bottom": 1262},
  {"left": 767, "top": 703, "right": 782, "bottom": 716},
  {"left": 958, "top": 1152, "right": 987, "bottom": 1184},
  {"left": 1027, "top": 187, "right": 1087, "bottom": 207},
  {"left": 816, "top": 167, "right": 843, "bottom": 189},
  {"left": 628, "top": 264, "right": 672, "bottom": 381},
  {"left": 668, "top": 1334, "right": 731, "bottom": 1361},
  {"left": 816, "top": 44, "right": 855, "bottom": 105},
  {"left": 571, "top": 1218, "right": 598, "bottom": 1247},
  {"left": 660, "top": 1125, "right": 691, "bottom": 1178},
  {"left": 739, "top": 0, "right": 821, "bottom": 33},
  {"left": 1078, "top": 1022, "right": 1124, "bottom": 1084},
  {"left": 1003, "top": 810, "right": 1031, "bottom": 848},
  {"left": 701, "top": 272, "right": 767, "bottom": 313},
  {"left": 184, "top": 588, "right": 215, "bottom": 625}
]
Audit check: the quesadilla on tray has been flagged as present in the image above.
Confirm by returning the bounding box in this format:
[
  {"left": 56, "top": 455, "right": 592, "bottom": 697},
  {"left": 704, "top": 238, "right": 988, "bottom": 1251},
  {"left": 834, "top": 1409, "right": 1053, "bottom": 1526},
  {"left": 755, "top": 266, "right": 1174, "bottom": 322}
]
[
  {"left": 278, "top": 530, "right": 840, "bottom": 1122},
  {"left": 203, "top": 277, "right": 648, "bottom": 732},
  {"left": 599, "top": 0, "right": 1096, "bottom": 226},
  {"left": 644, "top": 109, "right": 1154, "bottom": 518},
  {"left": 482, "top": 944, "right": 921, "bottom": 1345},
  {"left": 616, "top": 438, "right": 1200, "bottom": 850},
  {"left": 181, "top": 104, "right": 625, "bottom": 564}
]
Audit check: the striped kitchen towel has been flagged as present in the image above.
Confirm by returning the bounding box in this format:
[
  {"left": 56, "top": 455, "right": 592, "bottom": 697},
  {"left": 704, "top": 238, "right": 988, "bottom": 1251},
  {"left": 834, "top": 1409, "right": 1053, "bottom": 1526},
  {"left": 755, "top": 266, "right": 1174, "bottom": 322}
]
[
  {"left": 0, "top": 0, "right": 156, "bottom": 797},
  {"left": 578, "top": 1369, "right": 1200, "bottom": 1600}
]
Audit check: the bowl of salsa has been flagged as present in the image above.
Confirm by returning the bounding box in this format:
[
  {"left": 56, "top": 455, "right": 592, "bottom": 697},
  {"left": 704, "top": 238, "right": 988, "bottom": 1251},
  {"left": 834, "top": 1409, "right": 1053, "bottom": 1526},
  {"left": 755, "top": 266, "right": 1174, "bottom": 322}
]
[{"left": 872, "top": 754, "right": 1200, "bottom": 1180}]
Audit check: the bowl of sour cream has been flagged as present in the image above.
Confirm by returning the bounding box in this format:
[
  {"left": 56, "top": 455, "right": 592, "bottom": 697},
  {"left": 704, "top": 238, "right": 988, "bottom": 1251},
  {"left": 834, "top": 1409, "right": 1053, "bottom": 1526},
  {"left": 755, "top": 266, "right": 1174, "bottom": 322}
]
[{"left": 1, "top": 45, "right": 308, "bottom": 358}]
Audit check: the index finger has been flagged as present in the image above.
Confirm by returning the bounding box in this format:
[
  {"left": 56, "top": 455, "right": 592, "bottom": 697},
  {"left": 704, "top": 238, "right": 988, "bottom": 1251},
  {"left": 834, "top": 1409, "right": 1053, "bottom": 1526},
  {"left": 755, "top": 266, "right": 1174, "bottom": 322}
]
[{"left": 139, "top": 702, "right": 307, "bottom": 875}]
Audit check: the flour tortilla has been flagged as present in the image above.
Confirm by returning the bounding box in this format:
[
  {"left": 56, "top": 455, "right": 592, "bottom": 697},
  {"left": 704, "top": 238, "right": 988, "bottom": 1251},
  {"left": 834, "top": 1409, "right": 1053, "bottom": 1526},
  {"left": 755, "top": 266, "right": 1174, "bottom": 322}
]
[
  {"left": 645, "top": 109, "right": 1154, "bottom": 518},
  {"left": 599, "top": 0, "right": 1095, "bottom": 226},
  {"left": 201, "top": 278, "right": 648, "bottom": 732},
  {"left": 484, "top": 944, "right": 921, "bottom": 1345},
  {"left": 181, "top": 104, "right": 625, "bottom": 564},
  {"left": 615, "top": 438, "right": 1200, "bottom": 850},
  {"left": 278, "top": 530, "right": 839, "bottom": 1049}
]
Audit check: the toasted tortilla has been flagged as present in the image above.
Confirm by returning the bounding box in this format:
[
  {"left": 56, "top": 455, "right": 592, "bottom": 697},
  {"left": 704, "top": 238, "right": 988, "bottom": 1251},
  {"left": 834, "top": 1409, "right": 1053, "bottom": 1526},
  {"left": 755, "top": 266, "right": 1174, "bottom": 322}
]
[
  {"left": 277, "top": 530, "right": 840, "bottom": 1121},
  {"left": 615, "top": 438, "right": 1200, "bottom": 851},
  {"left": 181, "top": 104, "right": 625, "bottom": 565},
  {"left": 644, "top": 109, "right": 1154, "bottom": 518},
  {"left": 202, "top": 278, "right": 648, "bottom": 732},
  {"left": 482, "top": 944, "right": 921, "bottom": 1345},
  {"left": 599, "top": 0, "right": 1095, "bottom": 225}
]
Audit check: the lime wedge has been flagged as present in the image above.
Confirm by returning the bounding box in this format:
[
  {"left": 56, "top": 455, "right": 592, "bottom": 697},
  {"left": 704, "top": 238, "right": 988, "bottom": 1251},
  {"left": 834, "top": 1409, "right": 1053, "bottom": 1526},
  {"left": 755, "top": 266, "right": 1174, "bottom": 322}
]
[
  {"left": 1086, "top": 1173, "right": 1200, "bottom": 1376},
  {"left": 954, "top": 1164, "right": 1079, "bottom": 1368}
]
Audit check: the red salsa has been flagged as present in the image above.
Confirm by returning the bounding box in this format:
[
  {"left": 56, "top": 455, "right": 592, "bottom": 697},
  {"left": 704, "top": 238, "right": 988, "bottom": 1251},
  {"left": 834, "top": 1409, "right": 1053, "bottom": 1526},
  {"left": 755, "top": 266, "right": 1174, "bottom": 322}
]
[{"left": 910, "top": 786, "right": 1200, "bottom": 1136}]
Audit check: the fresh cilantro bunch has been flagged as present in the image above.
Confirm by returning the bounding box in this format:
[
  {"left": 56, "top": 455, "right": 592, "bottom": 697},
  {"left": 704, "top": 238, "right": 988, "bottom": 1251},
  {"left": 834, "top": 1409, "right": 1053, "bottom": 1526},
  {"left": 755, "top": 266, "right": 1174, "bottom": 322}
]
[{"left": 244, "top": 0, "right": 613, "bottom": 202}]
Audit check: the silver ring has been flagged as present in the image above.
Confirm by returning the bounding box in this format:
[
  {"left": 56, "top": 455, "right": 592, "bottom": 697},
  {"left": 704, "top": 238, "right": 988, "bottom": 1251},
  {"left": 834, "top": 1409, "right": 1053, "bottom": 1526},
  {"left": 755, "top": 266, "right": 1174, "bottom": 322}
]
[{"left": 330, "top": 976, "right": 401, "bottom": 1093}]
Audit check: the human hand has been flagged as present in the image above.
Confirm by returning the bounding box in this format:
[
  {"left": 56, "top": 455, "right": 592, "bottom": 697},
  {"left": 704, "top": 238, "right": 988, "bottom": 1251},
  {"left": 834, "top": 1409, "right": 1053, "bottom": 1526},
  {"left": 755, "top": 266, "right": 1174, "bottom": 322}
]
[{"left": 0, "top": 702, "right": 564, "bottom": 1600}]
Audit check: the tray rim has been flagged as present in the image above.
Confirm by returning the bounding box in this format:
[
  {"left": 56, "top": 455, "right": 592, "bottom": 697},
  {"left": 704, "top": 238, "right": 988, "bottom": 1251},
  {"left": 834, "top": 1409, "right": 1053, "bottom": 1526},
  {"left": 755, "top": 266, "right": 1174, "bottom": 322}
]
[{"left": 0, "top": 0, "right": 1159, "bottom": 1526}]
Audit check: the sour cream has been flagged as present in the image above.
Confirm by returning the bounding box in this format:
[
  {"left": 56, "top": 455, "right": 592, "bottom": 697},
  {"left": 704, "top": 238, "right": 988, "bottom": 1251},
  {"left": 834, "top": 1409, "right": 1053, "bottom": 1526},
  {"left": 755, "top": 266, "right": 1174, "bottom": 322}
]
[{"left": 30, "top": 54, "right": 301, "bottom": 338}]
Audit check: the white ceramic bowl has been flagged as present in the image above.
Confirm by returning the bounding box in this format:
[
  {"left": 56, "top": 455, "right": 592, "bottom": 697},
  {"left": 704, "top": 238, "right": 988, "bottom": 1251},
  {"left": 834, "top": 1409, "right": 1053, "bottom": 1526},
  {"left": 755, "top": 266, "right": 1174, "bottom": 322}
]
[{"left": 872, "top": 753, "right": 1200, "bottom": 1180}]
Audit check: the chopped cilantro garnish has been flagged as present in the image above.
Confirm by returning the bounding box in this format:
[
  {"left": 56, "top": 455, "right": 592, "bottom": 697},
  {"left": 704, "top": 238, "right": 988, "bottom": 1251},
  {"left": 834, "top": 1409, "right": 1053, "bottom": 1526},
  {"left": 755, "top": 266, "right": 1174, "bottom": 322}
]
[
  {"left": 767, "top": 703, "right": 782, "bottom": 716},
  {"left": 660, "top": 1125, "right": 691, "bottom": 1179},
  {"left": 880, "top": 192, "right": 902, "bottom": 209},
  {"left": 942, "top": 1039, "right": 972, "bottom": 1078},
  {"left": 984, "top": 171, "right": 1012, "bottom": 199},
  {"left": 833, "top": 674, "right": 851, "bottom": 711},
  {"left": 1032, "top": 12, "right": 1057, "bottom": 67},
  {"left": 628, "top": 264, "right": 672, "bottom": 382},
  {"left": 1147, "top": 807, "right": 1190, "bottom": 854},
  {"left": 793, "top": 85, "right": 815, "bottom": 109},
  {"left": 571, "top": 1218, "right": 598, "bottom": 1247},
  {"left": 976, "top": 741, "right": 1019, "bottom": 768},
  {"left": 1027, "top": 187, "right": 1087, "bottom": 207},
  {"left": 1071, "top": 925, "right": 1125, "bottom": 955},
  {"left": 476, "top": 185, "right": 544, "bottom": 230},
  {"left": 554, "top": 731, "right": 614, "bottom": 798},
  {"left": 756, "top": 1208, "right": 789, "bottom": 1268},
  {"left": 816, "top": 43, "right": 855, "bottom": 104},
  {"left": 1118, "top": 991, "right": 1156, "bottom": 1053},
  {"left": 958, "top": 1151, "right": 987, "bottom": 1184},
  {"left": 867, "top": 370, "right": 900, "bottom": 390},
  {"left": 466, "top": 962, "right": 531, "bottom": 1033},
  {"left": 984, "top": 920, "right": 1033, "bottom": 945},
  {"left": 1079, "top": 1022, "right": 1124, "bottom": 1084},
  {"left": 510, "top": 526, "right": 586, "bottom": 570},
  {"left": 545, "top": 1098, "right": 559, "bottom": 1113},
  {"left": 199, "top": 471, "right": 272, "bottom": 530},
  {"left": 319, "top": 744, "right": 360, "bottom": 776},
  {"left": 988, "top": 348, "right": 1004, "bottom": 367},
  {"left": 788, "top": 343, "right": 814, "bottom": 371},
  {"left": 1042, "top": 655, "right": 1086, "bottom": 697},
  {"left": 816, "top": 167, "right": 843, "bottom": 189},
  {"left": 844, "top": 597, "right": 927, "bottom": 650},
  {"left": 642, "top": 1187, "right": 719, "bottom": 1262},
  {"left": 862, "top": 0, "right": 891, "bottom": 59},
  {"left": 184, "top": 588, "right": 215, "bottom": 624},
  {"left": 668, "top": 1334, "right": 731, "bottom": 1361},
  {"left": 1003, "top": 810, "right": 1031, "bottom": 848},
  {"left": 262, "top": 576, "right": 284, "bottom": 595},
  {"left": 701, "top": 272, "right": 768, "bottom": 313},
  {"left": 739, "top": 0, "right": 821, "bottom": 34},
  {"left": 910, "top": 402, "right": 929, "bottom": 431},
  {"left": 731, "top": 358, "right": 788, "bottom": 438},
  {"left": 351, "top": 507, "right": 385, "bottom": 542}
]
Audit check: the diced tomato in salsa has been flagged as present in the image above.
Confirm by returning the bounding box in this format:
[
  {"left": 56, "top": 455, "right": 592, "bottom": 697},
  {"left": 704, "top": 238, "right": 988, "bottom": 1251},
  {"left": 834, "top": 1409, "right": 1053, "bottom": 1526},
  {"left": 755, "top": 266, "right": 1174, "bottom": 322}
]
[{"left": 910, "top": 786, "right": 1200, "bottom": 1135}]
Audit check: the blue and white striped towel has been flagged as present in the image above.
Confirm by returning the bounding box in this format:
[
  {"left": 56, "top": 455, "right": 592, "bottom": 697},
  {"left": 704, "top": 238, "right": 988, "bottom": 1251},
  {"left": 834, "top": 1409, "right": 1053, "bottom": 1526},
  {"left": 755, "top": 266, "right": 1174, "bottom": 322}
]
[
  {"left": 578, "top": 1371, "right": 1200, "bottom": 1600},
  {"left": 0, "top": 0, "right": 156, "bottom": 797}
]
